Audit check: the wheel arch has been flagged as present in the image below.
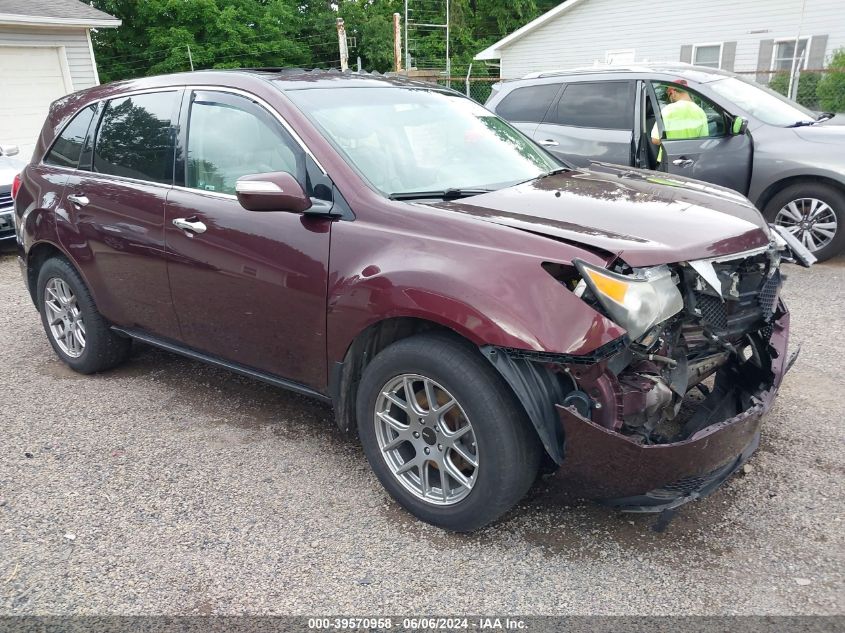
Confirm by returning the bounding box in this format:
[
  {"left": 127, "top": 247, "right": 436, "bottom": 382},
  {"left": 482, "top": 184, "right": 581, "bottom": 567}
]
[
  {"left": 328, "top": 315, "right": 570, "bottom": 470},
  {"left": 329, "top": 316, "right": 469, "bottom": 434},
  {"left": 24, "top": 241, "right": 74, "bottom": 306},
  {"left": 754, "top": 174, "right": 845, "bottom": 212}
]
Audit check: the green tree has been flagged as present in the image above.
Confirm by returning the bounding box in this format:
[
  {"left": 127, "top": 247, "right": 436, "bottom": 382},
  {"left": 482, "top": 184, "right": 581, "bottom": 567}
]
[
  {"left": 89, "top": 0, "right": 559, "bottom": 81},
  {"left": 817, "top": 48, "right": 845, "bottom": 113},
  {"left": 769, "top": 71, "right": 821, "bottom": 109}
]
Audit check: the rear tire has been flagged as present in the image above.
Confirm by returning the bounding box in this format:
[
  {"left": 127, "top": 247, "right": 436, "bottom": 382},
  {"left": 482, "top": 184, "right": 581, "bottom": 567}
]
[
  {"left": 356, "top": 332, "right": 541, "bottom": 531},
  {"left": 37, "top": 257, "right": 131, "bottom": 374},
  {"left": 763, "top": 182, "right": 845, "bottom": 262}
]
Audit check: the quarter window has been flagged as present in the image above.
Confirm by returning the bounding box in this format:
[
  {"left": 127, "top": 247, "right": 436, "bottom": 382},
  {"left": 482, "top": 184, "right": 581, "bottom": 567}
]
[
  {"left": 93, "top": 91, "right": 178, "bottom": 184},
  {"left": 186, "top": 95, "right": 304, "bottom": 195},
  {"left": 44, "top": 105, "right": 96, "bottom": 168},
  {"left": 495, "top": 84, "right": 559, "bottom": 123},
  {"left": 547, "top": 82, "right": 633, "bottom": 130}
]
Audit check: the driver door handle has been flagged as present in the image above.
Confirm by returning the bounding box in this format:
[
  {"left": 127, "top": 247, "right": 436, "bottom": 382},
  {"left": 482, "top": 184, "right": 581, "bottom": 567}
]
[
  {"left": 539, "top": 139, "right": 559, "bottom": 147},
  {"left": 67, "top": 194, "right": 89, "bottom": 207},
  {"left": 172, "top": 217, "right": 207, "bottom": 234},
  {"left": 672, "top": 158, "right": 695, "bottom": 168}
]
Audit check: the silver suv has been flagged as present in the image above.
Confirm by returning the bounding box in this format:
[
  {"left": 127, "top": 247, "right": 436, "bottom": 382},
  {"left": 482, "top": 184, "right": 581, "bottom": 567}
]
[{"left": 487, "top": 64, "right": 845, "bottom": 261}]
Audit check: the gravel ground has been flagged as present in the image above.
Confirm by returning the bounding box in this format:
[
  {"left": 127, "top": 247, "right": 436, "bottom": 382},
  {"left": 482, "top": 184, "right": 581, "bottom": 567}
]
[{"left": 0, "top": 247, "right": 842, "bottom": 616}]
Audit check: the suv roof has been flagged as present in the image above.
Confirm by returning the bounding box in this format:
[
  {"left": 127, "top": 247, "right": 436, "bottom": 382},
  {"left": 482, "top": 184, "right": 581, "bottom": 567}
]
[{"left": 517, "top": 63, "right": 735, "bottom": 83}]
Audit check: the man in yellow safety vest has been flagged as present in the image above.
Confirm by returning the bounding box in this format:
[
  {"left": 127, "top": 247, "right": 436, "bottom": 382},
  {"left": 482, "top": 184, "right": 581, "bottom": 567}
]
[{"left": 651, "top": 80, "right": 709, "bottom": 164}]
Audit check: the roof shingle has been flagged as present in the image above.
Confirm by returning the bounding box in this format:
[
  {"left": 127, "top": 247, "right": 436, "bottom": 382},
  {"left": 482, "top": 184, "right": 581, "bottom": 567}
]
[{"left": 0, "top": 0, "right": 118, "bottom": 25}]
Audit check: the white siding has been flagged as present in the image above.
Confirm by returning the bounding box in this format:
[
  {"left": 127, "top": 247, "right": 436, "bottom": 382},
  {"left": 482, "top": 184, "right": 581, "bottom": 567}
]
[
  {"left": 498, "top": 0, "right": 845, "bottom": 79},
  {"left": 0, "top": 25, "right": 98, "bottom": 91}
]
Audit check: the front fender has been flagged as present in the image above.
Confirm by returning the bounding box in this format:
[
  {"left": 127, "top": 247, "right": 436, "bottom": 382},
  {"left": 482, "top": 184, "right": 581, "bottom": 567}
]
[{"left": 326, "top": 220, "right": 626, "bottom": 365}]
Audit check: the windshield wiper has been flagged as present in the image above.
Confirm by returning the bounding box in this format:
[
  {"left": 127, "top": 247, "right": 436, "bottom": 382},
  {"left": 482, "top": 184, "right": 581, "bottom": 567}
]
[
  {"left": 388, "top": 188, "right": 491, "bottom": 201},
  {"left": 541, "top": 166, "right": 572, "bottom": 177},
  {"left": 788, "top": 112, "right": 835, "bottom": 127}
]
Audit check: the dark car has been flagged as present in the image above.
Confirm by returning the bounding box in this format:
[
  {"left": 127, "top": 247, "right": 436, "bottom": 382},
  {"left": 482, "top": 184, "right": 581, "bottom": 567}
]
[
  {"left": 13, "top": 70, "right": 807, "bottom": 531},
  {"left": 487, "top": 64, "right": 845, "bottom": 261}
]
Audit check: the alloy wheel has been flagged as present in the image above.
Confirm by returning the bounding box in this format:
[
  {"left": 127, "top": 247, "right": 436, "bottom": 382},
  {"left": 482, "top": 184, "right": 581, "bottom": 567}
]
[
  {"left": 374, "top": 374, "right": 479, "bottom": 506},
  {"left": 43, "top": 277, "right": 86, "bottom": 358},
  {"left": 774, "top": 197, "right": 838, "bottom": 253}
]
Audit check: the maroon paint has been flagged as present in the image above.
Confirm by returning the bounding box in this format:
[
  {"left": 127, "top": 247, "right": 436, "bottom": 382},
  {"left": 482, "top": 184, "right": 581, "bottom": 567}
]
[
  {"left": 164, "top": 189, "right": 331, "bottom": 388},
  {"left": 437, "top": 164, "right": 770, "bottom": 267},
  {"left": 57, "top": 172, "right": 181, "bottom": 340}
]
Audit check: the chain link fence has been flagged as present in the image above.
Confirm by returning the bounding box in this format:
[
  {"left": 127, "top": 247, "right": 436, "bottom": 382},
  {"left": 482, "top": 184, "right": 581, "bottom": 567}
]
[{"left": 737, "top": 68, "right": 845, "bottom": 113}]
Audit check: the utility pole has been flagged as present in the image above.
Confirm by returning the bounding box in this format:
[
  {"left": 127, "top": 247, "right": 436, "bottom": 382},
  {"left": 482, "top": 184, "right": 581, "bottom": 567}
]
[
  {"left": 404, "top": 0, "right": 410, "bottom": 70},
  {"left": 336, "top": 18, "right": 349, "bottom": 72},
  {"left": 445, "top": 0, "right": 450, "bottom": 86},
  {"left": 788, "top": 0, "right": 808, "bottom": 100},
  {"left": 187, "top": 45, "right": 194, "bottom": 71},
  {"left": 393, "top": 12, "right": 402, "bottom": 72}
]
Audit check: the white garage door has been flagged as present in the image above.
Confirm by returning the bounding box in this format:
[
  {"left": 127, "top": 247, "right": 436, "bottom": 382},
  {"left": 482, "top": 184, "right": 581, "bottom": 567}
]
[{"left": 0, "top": 46, "right": 71, "bottom": 158}]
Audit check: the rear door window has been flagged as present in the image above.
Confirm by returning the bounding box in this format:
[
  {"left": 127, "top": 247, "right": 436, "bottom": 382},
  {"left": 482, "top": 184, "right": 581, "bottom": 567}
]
[
  {"left": 547, "top": 81, "right": 633, "bottom": 130},
  {"left": 495, "top": 84, "right": 560, "bottom": 123},
  {"left": 93, "top": 91, "right": 179, "bottom": 184},
  {"left": 44, "top": 105, "right": 97, "bottom": 168}
]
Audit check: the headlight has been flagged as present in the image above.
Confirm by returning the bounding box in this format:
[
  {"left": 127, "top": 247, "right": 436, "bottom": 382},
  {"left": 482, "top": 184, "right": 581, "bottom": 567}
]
[{"left": 573, "top": 259, "right": 684, "bottom": 341}]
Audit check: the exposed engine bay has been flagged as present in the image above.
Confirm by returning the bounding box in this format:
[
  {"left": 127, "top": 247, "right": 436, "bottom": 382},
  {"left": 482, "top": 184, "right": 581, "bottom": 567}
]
[{"left": 570, "top": 245, "right": 786, "bottom": 445}]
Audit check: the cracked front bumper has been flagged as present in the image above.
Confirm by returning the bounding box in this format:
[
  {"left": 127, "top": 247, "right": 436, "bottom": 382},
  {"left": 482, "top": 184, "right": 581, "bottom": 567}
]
[{"left": 552, "top": 306, "right": 792, "bottom": 513}]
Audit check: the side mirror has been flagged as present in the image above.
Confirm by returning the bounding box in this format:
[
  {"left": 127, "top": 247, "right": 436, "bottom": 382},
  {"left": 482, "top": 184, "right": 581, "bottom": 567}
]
[
  {"left": 235, "top": 171, "right": 312, "bottom": 213},
  {"left": 731, "top": 116, "right": 748, "bottom": 135},
  {"left": 0, "top": 144, "right": 20, "bottom": 157}
]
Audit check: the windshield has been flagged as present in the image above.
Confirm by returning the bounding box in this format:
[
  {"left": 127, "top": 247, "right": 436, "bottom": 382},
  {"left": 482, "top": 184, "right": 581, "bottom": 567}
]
[
  {"left": 285, "top": 86, "right": 559, "bottom": 196},
  {"left": 710, "top": 76, "right": 818, "bottom": 126}
]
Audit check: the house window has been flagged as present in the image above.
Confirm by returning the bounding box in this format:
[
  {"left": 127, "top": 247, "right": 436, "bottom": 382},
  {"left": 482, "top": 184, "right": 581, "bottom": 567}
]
[
  {"left": 772, "top": 38, "right": 809, "bottom": 71},
  {"left": 693, "top": 44, "right": 722, "bottom": 68}
]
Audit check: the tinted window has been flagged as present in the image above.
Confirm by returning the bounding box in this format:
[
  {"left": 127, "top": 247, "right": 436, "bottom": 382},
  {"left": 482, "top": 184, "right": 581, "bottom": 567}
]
[
  {"left": 44, "top": 105, "right": 96, "bottom": 168},
  {"left": 93, "top": 91, "right": 177, "bottom": 183},
  {"left": 495, "top": 84, "right": 559, "bottom": 123},
  {"left": 548, "top": 82, "right": 633, "bottom": 129},
  {"left": 186, "top": 95, "right": 304, "bottom": 195}
]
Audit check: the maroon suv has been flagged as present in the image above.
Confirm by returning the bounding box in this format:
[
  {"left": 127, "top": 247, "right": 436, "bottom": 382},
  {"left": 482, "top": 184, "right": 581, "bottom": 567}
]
[{"left": 13, "top": 70, "right": 806, "bottom": 531}]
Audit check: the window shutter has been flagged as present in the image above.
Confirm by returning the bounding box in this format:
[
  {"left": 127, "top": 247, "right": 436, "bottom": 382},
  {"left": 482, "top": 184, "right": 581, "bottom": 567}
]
[
  {"left": 721, "top": 41, "right": 737, "bottom": 71},
  {"left": 757, "top": 39, "right": 774, "bottom": 83},
  {"left": 807, "top": 35, "right": 828, "bottom": 69},
  {"left": 680, "top": 45, "right": 693, "bottom": 64}
]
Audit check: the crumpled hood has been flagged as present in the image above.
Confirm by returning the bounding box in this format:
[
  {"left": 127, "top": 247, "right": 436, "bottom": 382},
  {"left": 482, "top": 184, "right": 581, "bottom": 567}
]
[{"left": 434, "top": 164, "right": 769, "bottom": 267}]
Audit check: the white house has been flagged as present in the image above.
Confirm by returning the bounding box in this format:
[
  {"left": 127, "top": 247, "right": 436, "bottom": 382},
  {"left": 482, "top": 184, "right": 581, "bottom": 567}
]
[
  {"left": 0, "top": 0, "right": 120, "bottom": 157},
  {"left": 475, "top": 0, "right": 845, "bottom": 81}
]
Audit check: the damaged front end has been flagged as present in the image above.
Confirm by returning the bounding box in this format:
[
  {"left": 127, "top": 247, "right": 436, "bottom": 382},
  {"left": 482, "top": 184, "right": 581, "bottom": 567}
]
[{"left": 485, "top": 234, "right": 802, "bottom": 512}]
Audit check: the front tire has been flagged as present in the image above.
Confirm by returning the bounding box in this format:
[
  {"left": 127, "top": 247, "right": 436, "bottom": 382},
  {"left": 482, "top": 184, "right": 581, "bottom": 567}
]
[
  {"left": 763, "top": 182, "right": 845, "bottom": 262},
  {"left": 356, "top": 332, "right": 541, "bottom": 531},
  {"left": 37, "top": 257, "right": 131, "bottom": 374}
]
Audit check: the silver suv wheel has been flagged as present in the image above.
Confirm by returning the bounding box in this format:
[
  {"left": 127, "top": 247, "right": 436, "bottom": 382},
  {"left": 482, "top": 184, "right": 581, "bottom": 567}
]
[
  {"left": 43, "top": 277, "right": 86, "bottom": 358},
  {"left": 374, "top": 373, "right": 478, "bottom": 506},
  {"left": 774, "top": 197, "right": 838, "bottom": 253}
]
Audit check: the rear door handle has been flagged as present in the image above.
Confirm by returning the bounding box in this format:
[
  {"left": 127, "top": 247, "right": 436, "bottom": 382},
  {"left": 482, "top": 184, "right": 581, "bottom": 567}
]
[
  {"left": 67, "top": 194, "right": 89, "bottom": 207},
  {"left": 539, "top": 139, "right": 559, "bottom": 147},
  {"left": 672, "top": 158, "right": 694, "bottom": 168},
  {"left": 172, "top": 217, "right": 207, "bottom": 234}
]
